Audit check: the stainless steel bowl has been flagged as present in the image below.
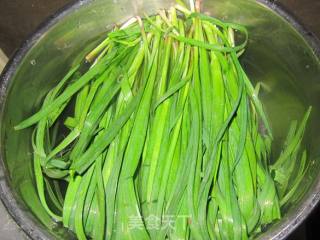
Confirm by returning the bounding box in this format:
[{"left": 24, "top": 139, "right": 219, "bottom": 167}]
[{"left": 0, "top": 0, "right": 319, "bottom": 239}]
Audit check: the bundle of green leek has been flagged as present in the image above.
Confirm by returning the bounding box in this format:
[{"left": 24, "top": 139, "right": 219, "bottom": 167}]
[{"left": 15, "top": 0, "right": 311, "bottom": 239}]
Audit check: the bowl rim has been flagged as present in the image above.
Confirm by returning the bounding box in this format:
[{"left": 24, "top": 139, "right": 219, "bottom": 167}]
[{"left": 0, "top": 0, "right": 319, "bottom": 239}]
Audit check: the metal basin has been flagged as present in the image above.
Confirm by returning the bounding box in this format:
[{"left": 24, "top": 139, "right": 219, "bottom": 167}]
[{"left": 0, "top": 0, "right": 319, "bottom": 239}]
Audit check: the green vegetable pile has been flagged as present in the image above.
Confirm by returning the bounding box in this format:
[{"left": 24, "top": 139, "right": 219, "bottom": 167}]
[{"left": 15, "top": 0, "right": 311, "bottom": 239}]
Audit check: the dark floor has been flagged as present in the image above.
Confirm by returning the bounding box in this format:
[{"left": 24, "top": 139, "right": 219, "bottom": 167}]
[{"left": 0, "top": 0, "right": 319, "bottom": 239}]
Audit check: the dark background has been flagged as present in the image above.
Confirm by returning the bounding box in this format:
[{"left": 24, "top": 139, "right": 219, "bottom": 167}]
[{"left": 0, "top": 0, "right": 319, "bottom": 239}]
